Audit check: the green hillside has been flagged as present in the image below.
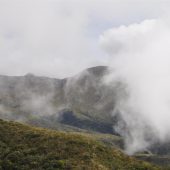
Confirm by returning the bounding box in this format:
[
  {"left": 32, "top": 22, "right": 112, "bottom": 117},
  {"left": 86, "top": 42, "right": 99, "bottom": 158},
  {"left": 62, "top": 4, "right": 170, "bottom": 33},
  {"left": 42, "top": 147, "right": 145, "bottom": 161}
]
[{"left": 0, "top": 119, "right": 161, "bottom": 170}]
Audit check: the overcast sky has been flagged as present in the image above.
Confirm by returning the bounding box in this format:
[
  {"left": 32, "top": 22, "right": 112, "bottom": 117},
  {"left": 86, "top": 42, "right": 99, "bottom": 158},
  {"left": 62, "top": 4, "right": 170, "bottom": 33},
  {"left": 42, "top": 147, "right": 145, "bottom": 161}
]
[{"left": 0, "top": 0, "right": 169, "bottom": 78}]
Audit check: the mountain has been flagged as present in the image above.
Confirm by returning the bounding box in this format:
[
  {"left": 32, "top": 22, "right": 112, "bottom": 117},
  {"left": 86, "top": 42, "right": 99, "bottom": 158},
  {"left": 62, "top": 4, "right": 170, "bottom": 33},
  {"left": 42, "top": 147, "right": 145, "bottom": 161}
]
[
  {"left": 1, "top": 66, "right": 170, "bottom": 167},
  {"left": 0, "top": 66, "right": 117, "bottom": 134},
  {"left": 0, "top": 119, "right": 160, "bottom": 170}
]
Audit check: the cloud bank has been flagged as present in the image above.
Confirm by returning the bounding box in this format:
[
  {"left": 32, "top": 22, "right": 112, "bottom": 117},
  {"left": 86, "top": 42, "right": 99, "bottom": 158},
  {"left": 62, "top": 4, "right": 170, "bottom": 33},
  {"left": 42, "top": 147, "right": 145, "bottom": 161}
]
[
  {"left": 100, "top": 17, "right": 170, "bottom": 154},
  {"left": 0, "top": 0, "right": 167, "bottom": 78}
]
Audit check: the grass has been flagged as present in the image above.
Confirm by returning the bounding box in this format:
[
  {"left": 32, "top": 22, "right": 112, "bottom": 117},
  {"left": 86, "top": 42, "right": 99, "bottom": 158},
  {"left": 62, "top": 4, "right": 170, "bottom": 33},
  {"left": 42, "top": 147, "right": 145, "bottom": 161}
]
[{"left": 0, "top": 119, "right": 161, "bottom": 170}]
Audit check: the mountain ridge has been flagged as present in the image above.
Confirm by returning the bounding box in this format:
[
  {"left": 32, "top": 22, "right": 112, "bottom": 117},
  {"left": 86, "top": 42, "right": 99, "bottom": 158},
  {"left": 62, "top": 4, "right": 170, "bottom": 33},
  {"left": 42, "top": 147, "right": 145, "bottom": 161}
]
[{"left": 0, "top": 66, "right": 170, "bottom": 167}]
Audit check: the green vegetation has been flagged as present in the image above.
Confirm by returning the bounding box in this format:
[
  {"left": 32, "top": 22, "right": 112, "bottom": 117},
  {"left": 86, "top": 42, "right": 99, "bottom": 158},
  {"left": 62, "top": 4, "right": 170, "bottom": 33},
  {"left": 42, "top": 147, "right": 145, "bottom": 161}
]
[
  {"left": 135, "top": 154, "right": 170, "bottom": 168},
  {"left": 0, "top": 119, "right": 161, "bottom": 170}
]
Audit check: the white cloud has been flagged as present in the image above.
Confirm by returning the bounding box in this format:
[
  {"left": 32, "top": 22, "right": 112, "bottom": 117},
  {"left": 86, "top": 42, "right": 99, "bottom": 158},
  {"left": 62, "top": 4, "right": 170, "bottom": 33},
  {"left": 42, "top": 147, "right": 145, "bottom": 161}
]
[
  {"left": 100, "top": 17, "right": 170, "bottom": 153},
  {"left": 0, "top": 0, "right": 168, "bottom": 78}
]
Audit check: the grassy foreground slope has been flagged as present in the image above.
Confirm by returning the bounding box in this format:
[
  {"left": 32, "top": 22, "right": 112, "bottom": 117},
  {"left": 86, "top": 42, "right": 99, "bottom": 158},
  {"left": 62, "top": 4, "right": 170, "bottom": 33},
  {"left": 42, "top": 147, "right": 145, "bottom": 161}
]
[{"left": 0, "top": 119, "right": 160, "bottom": 170}]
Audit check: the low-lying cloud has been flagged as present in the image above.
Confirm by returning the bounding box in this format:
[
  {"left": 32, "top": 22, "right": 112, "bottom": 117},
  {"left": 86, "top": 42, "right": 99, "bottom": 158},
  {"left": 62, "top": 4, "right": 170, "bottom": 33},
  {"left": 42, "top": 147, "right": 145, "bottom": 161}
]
[{"left": 100, "top": 17, "right": 170, "bottom": 154}]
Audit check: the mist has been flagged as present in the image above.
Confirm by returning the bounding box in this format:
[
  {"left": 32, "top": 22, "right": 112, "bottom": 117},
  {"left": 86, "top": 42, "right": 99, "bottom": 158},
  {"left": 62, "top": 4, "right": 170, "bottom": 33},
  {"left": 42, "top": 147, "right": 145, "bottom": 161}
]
[
  {"left": 1, "top": 0, "right": 170, "bottom": 155},
  {"left": 0, "top": 0, "right": 166, "bottom": 78},
  {"left": 100, "top": 17, "right": 170, "bottom": 154}
]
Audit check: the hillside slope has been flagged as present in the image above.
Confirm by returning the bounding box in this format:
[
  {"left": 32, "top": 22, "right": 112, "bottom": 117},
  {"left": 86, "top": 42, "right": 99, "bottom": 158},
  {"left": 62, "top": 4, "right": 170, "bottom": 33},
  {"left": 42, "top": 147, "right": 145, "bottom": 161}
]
[{"left": 0, "top": 119, "right": 160, "bottom": 170}]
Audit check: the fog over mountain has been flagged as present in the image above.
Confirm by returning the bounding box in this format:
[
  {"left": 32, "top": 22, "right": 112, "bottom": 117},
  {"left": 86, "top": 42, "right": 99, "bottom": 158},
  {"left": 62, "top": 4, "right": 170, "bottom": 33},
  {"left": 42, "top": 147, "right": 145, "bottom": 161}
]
[
  {"left": 1, "top": 0, "right": 170, "bottom": 161},
  {"left": 0, "top": 66, "right": 114, "bottom": 124},
  {"left": 0, "top": 65, "right": 170, "bottom": 160},
  {"left": 100, "top": 17, "right": 170, "bottom": 154}
]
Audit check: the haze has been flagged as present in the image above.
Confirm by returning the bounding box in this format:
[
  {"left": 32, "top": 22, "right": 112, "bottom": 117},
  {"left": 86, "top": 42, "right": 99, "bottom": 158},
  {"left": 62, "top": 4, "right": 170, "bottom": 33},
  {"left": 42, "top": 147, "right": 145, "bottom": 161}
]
[{"left": 0, "top": 0, "right": 167, "bottom": 78}]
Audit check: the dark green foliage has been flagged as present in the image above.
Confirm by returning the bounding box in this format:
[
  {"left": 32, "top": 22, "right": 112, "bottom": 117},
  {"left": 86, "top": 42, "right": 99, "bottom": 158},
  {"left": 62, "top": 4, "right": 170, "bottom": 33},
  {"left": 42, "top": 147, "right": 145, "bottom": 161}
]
[{"left": 0, "top": 119, "right": 161, "bottom": 170}]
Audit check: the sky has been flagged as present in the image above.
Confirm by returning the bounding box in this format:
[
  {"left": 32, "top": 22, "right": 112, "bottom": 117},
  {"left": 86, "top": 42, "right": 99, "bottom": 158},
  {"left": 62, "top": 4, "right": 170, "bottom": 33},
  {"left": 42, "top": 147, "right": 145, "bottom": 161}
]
[{"left": 0, "top": 0, "right": 169, "bottom": 78}]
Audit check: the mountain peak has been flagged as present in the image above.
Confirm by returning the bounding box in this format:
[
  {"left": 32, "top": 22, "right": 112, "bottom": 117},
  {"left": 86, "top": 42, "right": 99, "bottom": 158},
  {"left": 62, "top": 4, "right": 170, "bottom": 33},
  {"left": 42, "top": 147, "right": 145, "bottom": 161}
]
[{"left": 86, "top": 66, "right": 109, "bottom": 76}]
